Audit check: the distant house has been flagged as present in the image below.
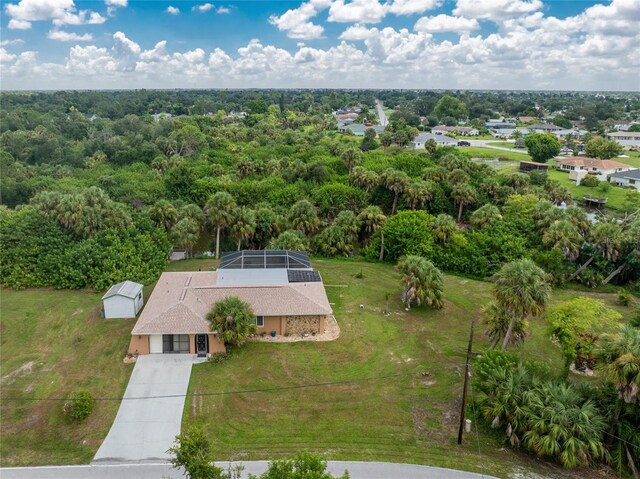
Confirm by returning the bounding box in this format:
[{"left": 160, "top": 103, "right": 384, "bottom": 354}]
[
  {"left": 608, "top": 169, "right": 640, "bottom": 190},
  {"left": 431, "top": 125, "right": 479, "bottom": 136},
  {"left": 152, "top": 113, "right": 173, "bottom": 122},
  {"left": 518, "top": 116, "right": 537, "bottom": 123},
  {"left": 606, "top": 131, "right": 640, "bottom": 147},
  {"left": 103, "top": 281, "right": 144, "bottom": 319},
  {"left": 554, "top": 129, "right": 587, "bottom": 139},
  {"left": 224, "top": 111, "right": 247, "bottom": 121},
  {"left": 529, "top": 123, "right": 562, "bottom": 133},
  {"left": 555, "top": 157, "right": 633, "bottom": 182},
  {"left": 614, "top": 123, "right": 638, "bottom": 132},
  {"left": 493, "top": 127, "right": 532, "bottom": 138},
  {"left": 410, "top": 132, "right": 457, "bottom": 149},
  {"left": 128, "top": 251, "right": 333, "bottom": 356},
  {"left": 339, "top": 123, "right": 385, "bottom": 137},
  {"left": 486, "top": 121, "right": 516, "bottom": 129}
]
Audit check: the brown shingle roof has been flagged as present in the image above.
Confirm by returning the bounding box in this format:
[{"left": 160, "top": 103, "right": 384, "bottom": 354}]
[
  {"left": 555, "top": 157, "right": 631, "bottom": 170},
  {"left": 131, "top": 271, "right": 332, "bottom": 336}
]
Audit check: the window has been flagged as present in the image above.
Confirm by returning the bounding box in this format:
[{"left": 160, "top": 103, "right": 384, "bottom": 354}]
[
  {"left": 162, "top": 334, "right": 190, "bottom": 353},
  {"left": 256, "top": 316, "right": 264, "bottom": 327},
  {"left": 137, "top": 292, "right": 142, "bottom": 300},
  {"left": 630, "top": 180, "right": 636, "bottom": 185}
]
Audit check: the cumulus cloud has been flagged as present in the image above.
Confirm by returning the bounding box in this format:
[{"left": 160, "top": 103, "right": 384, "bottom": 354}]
[
  {"left": 217, "top": 6, "right": 230, "bottom": 14},
  {"left": 388, "top": 0, "right": 441, "bottom": 16},
  {"left": 328, "top": 0, "right": 388, "bottom": 24},
  {"left": 1, "top": 1, "right": 638, "bottom": 91},
  {"left": 105, "top": 0, "right": 127, "bottom": 6},
  {"left": 166, "top": 6, "right": 180, "bottom": 15},
  {"left": 47, "top": 30, "right": 93, "bottom": 41},
  {"left": 192, "top": 3, "right": 214, "bottom": 12},
  {"left": 4, "top": 0, "right": 106, "bottom": 29},
  {"left": 0, "top": 39, "right": 25, "bottom": 46},
  {"left": 414, "top": 14, "right": 479, "bottom": 33},
  {"left": 453, "top": 0, "right": 543, "bottom": 20},
  {"left": 269, "top": 0, "right": 331, "bottom": 39}
]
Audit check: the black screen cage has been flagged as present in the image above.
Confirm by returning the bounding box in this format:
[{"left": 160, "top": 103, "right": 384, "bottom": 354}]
[{"left": 219, "top": 250, "right": 312, "bottom": 270}]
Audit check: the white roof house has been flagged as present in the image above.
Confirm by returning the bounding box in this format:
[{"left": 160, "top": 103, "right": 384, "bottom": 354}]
[
  {"left": 607, "top": 131, "right": 640, "bottom": 147},
  {"left": 608, "top": 169, "right": 640, "bottom": 191},
  {"left": 102, "top": 281, "right": 144, "bottom": 319},
  {"left": 410, "top": 132, "right": 457, "bottom": 149}
]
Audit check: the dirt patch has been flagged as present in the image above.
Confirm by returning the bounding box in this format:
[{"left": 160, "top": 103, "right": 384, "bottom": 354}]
[{"left": 1, "top": 361, "right": 35, "bottom": 385}]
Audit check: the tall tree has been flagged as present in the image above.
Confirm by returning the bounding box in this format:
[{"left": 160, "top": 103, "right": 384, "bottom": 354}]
[
  {"left": 358, "top": 205, "right": 387, "bottom": 247},
  {"left": 397, "top": 255, "right": 444, "bottom": 309},
  {"left": 597, "top": 325, "right": 640, "bottom": 405},
  {"left": 470, "top": 204, "right": 502, "bottom": 229},
  {"left": 288, "top": 199, "right": 320, "bottom": 235},
  {"left": 381, "top": 168, "right": 410, "bottom": 215},
  {"left": 585, "top": 136, "right": 623, "bottom": 159},
  {"left": 431, "top": 214, "right": 458, "bottom": 244},
  {"left": 170, "top": 217, "right": 199, "bottom": 258},
  {"left": 493, "top": 259, "right": 551, "bottom": 350},
  {"left": 339, "top": 146, "right": 362, "bottom": 173},
  {"left": 451, "top": 183, "right": 478, "bottom": 223},
  {"left": 230, "top": 207, "right": 256, "bottom": 251},
  {"left": 524, "top": 133, "right": 561, "bottom": 163},
  {"left": 404, "top": 180, "right": 435, "bottom": 210},
  {"left": 204, "top": 192, "right": 237, "bottom": 259},
  {"left": 350, "top": 166, "right": 380, "bottom": 192},
  {"left": 542, "top": 220, "right": 583, "bottom": 261}
]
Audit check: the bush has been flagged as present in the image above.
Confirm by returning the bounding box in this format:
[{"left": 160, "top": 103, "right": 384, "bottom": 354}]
[
  {"left": 370, "top": 210, "right": 434, "bottom": 262},
  {"left": 618, "top": 289, "right": 632, "bottom": 306},
  {"left": 63, "top": 390, "right": 95, "bottom": 421},
  {"left": 580, "top": 175, "right": 600, "bottom": 187}
]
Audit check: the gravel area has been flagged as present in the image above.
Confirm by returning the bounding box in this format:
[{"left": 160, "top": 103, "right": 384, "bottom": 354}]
[{"left": 251, "top": 315, "right": 340, "bottom": 343}]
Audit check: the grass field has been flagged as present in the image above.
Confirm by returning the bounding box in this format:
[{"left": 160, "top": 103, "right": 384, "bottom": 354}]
[
  {"left": 486, "top": 141, "right": 517, "bottom": 148},
  {"left": 546, "top": 169, "right": 632, "bottom": 212},
  {"left": 182, "top": 257, "right": 633, "bottom": 478},
  {"left": 616, "top": 150, "right": 640, "bottom": 168},
  {"left": 0, "top": 289, "right": 135, "bottom": 466},
  {"left": 462, "top": 146, "right": 531, "bottom": 161}
]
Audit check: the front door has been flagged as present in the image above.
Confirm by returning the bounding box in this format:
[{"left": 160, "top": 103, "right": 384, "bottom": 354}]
[{"left": 196, "top": 334, "right": 208, "bottom": 357}]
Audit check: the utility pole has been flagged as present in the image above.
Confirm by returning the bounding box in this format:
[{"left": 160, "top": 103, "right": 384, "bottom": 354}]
[{"left": 457, "top": 319, "right": 475, "bottom": 445}]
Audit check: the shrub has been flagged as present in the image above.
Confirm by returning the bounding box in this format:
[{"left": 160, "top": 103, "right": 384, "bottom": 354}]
[
  {"left": 618, "top": 289, "right": 632, "bottom": 306},
  {"left": 63, "top": 390, "right": 95, "bottom": 421},
  {"left": 580, "top": 175, "right": 600, "bottom": 187}
]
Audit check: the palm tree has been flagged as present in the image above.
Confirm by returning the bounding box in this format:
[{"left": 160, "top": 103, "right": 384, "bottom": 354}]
[
  {"left": 340, "top": 146, "right": 362, "bottom": 173},
  {"left": 230, "top": 207, "right": 256, "bottom": 251},
  {"left": 404, "top": 180, "right": 435, "bottom": 210},
  {"left": 288, "top": 199, "right": 320, "bottom": 235},
  {"left": 506, "top": 173, "right": 529, "bottom": 194},
  {"left": 350, "top": 166, "right": 380, "bottom": 192},
  {"left": 381, "top": 168, "right": 410, "bottom": 215},
  {"left": 421, "top": 166, "right": 446, "bottom": 182},
  {"left": 207, "top": 296, "right": 257, "bottom": 346},
  {"left": 484, "top": 301, "right": 527, "bottom": 349},
  {"left": 204, "top": 191, "right": 237, "bottom": 259},
  {"left": 597, "top": 325, "right": 640, "bottom": 404},
  {"left": 451, "top": 183, "right": 478, "bottom": 223},
  {"left": 522, "top": 382, "right": 607, "bottom": 469},
  {"left": 397, "top": 255, "right": 444, "bottom": 309},
  {"left": 358, "top": 205, "right": 387, "bottom": 247},
  {"left": 253, "top": 206, "right": 279, "bottom": 249},
  {"left": 591, "top": 221, "right": 624, "bottom": 263},
  {"left": 493, "top": 259, "right": 551, "bottom": 350},
  {"left": 334, "top": 210, "right": 361, "bottom": 247},
  {"left": 268, "top": 230, "right": 309, "bottom": 251},
  {"left": 470, "top": 204, "right": 502, "bottom": 229},
  {"left": 179, "top": 204, "right": 205, "bottom": 232},
  {"left": 564, "top": 206, "right": 590, "bottom": 235},
  {"left": 447, "top": 168, "right": 469, "bottom": 186},
  {"left": 170, "top": 217, "right": 199, "bottom": 258},
  {"left": 148, "top": 199, "right": 179, "bottom": 233},
  {"left": 542, "top": 220, "right": 583, "bottom": 261},
  {"left": 431, "top": 214, "right": 458, "bottom": 244}
]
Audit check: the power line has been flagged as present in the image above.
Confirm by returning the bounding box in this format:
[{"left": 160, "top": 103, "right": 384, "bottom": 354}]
[{"left": 2, "top": 371, "right": 413, "bottom": 402}]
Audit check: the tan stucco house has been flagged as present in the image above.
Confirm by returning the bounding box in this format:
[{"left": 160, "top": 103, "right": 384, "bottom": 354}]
[{"left": 128, "top": 251, "right": 333, "bottom": 356}]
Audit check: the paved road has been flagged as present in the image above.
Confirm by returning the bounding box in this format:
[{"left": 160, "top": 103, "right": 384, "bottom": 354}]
[
  {"left": 1, "top": 461, "right": 500, "bottom": 479},
  {"left": 467, "top": 139, "right": 529, "bottom": 155},
  {"left": 375, "top": 99, "right": 388, "bottom": 126},
  {"left": 92, "top": 355, "right": 200, "bottom": 463}
]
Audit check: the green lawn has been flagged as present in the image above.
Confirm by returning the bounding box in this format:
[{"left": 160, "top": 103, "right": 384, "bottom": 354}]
[
  {"left": 547, "top": 169, "right": 632, "bottom": 212},
  {"left": 182, "top": 257, "right": 631, "bottom": 478},
  {"left": 486, "top": 141, "right": 516, "bottom": 148},
  {"left": 616, "top": 150, "right": 640, "bottom": 168},
  {"left": 462, "top": 146, "right": 531, "bottom": 161},
  {"left": 0, "top": 289, "right": 135, "bottom": 466}
]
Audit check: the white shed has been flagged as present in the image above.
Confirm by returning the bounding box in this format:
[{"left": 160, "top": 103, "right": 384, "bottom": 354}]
[{"left": 102, "top": 281, "right": 144, "bottom": 319}]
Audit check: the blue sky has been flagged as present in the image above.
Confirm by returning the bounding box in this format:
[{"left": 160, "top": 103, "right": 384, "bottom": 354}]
[{"left": 1, "top": 0, "right": 639, "bottom": 90}]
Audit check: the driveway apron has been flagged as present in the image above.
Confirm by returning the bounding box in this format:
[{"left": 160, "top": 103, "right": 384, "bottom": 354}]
[{"left": 93, "top": 354, "right": 198, "bottom": 463}]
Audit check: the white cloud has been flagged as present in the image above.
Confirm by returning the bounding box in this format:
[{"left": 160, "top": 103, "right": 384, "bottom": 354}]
[
  {"left": 453, "top": 0, "right": 543, "bottom": 20},
  {"left": 389, "top": 0, "right": 441, "bottom": 16},
  {"left": 113, "top": 31, "right": 140, "bottom": 55},
  {"left": 0, "top": 48, "right": 17, "bottom": 64},
  {"left": 217, "top": 6, "right": 230, "bottom": 14},
  {"left": 47, "top": 30, "right": 93, "bottom": 41},
  {"left": 328, "top": 0, "right": 388, "bottom": 24},
  {"left": 414, "top": 14, "right": 479, "bottom": 33},
  {"left": 105, "top": 0, "right": 127, "bottom": 6},
  {"left": 166, "top": 6, "right": 180, "bottom": 15},
  {"left": 4, "top": 0, "right": 106, "bottom": 29},
  {"left": 8, "top": 19, "right": 32, "bottom": 29},
  {"left": 339, "top": 24, "right": 373, "bottom": 40},
  {"left": 269, "top": 0, "right": 331, "bottom": 40},
  {"left": 192, "top": 3, "right": 214, "bottom": 12},
  {"left": 0, "top": 39, "right": 25, "bottom": 46}
]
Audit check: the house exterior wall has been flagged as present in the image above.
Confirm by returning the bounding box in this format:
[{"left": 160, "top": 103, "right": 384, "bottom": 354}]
[
  {"left": 104, "top": 296, "right": 136, "bottom": 319},
  {"left": 257, "top": 316, "right": 284, "bottom": 335},
  {"left": 128, "top": 335, "right": 150, "bottom": 355},
  {"left": 149, "top": 334, "right": 163, "bottom": 353},
  {"left": 609, "top": 177, "right": 640, "bottom": 190},
  {"left": 208, "top": 334, "right": 226, "bottom": 353},
  {"left": 134, "top": 292, "right": 144, "bottom": 315},
  {"left": 255, "top": 315, "right": 327, "bottom": 336}
]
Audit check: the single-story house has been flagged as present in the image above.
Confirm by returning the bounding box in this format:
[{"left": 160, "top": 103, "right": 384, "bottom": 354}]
[
  {"left": 103, "top": 281, "right": 144, "bottom": 319},
  {"left": 520, "top": 161, "right": 549, "bottom": 173},
  {"left": 486, "top": 121, "right": 516, "bottom": 129},
  {"left": 152, "top": 113, "right": 173, "bottom": 122},
  {"left": 431, "top": 125, "right": 479, "bottom": 136},
  {"left": 128, "top": 250, "right": 333, "bottom": 356},
  {"left": 608, "top": 168, "right": 640, "bottom": 190},
  {"left": 410, "top": 132, "right": 457, "bottom": 149},
  {"left": 606, "top": 131, "right": 640, "bottom": 147},
  {"left": 529, "top": 123, "right": 562, "bottom": 132},
  {"left": 555, "top": 157, "right": 634, "bottom": 178},
  {"left": 339, "top": 123, "right": 385, "bottom": 136},
  {"left": 553, "top": 129, "right": 587, "bottom": 139}
]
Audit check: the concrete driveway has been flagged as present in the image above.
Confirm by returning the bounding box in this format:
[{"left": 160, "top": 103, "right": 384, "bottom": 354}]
[{"left": 93, "top": 354, "right": 199, "bottom": 463}]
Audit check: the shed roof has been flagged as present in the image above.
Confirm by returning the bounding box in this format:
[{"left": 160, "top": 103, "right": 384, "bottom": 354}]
[{"left": 102, "top": 281, "right": 143, "bottom": 300}]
